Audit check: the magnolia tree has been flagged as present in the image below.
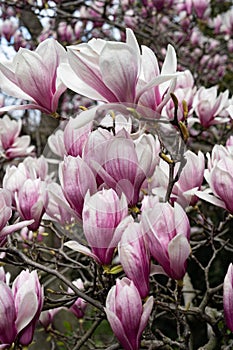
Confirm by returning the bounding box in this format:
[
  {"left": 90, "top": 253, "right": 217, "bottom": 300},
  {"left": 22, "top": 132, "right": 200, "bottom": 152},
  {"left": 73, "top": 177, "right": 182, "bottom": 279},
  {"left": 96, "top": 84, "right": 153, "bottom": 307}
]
[{"left": 0, "top": 1, "right": 233, "bottom": 350}]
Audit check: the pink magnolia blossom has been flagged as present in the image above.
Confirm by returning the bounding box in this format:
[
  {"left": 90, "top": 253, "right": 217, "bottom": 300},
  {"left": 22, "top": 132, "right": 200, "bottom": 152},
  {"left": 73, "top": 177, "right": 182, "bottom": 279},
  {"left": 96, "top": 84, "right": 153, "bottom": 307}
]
[
  {"left": 0, "top": 282, "right": 17, "bottom": 347},
  {"left": 193, "top": 86, "right": 229, "bottom": 128},
  {"left": 39, "top": 307, "right": 61, "bottom": 330},
  {"left": 65, "top": 189, "right": 128, "bottom": 265},
  {"left": 15, "top": 179, "right": 48, "bottom": 231},
  {"left": 223, "top": 263, "right": 233, "bottom": 332},
  {"left": 118, "top": 218, "right": 151, "bottom": 298},
  {"left": 192, "top": 0, "right": 210, "bottom": 19},
  {"left": 63, "top": 109, "right": 94, "bottom": 157},
  {"left": 58, "top": 29, "right": 179, "bottom": 108},
  {"left": 59, "top": 156, "right": 97, "bottom": 220},
  {"left": 206, "top": 144, "right": 231, "bottom": 171},
  {"left": 39, "top": 308, "right": 61, "bottom": 330},
  {"left": 199, "top": 155, "right": 233, "bottom": 213},
  {"left": 138, "top": 43, "right": 177, "bottom": 112},
  {"left": 12, "top": 270, "right": 44, "bottom": 346},
  {"left": 0, "top": 115, "right": 34, "bottom": 159},
  {"left": 0, "top": 39, "right": 67, "bottom": 115},
  {"left": 45, "top": 183, "right": 79, "bottom": 226},
  {"left": 141, "top": 202, "right": 190, "bottom": 280},
  {"left": 149, "top": 150, "right": 204, "bottom": 207},
  {"left": 105, "top": 277, "right": 153, "bottom": 350},
  {"left": 0, "top": 270, "right": 43, "bottom": 347},
  {"left": 172, "top": 150, "right": 205, "bottom": 206},
  {"left": 68, "top": 279, "right": 87, "bottom": 318},
  {"left": 48, "top": 129, "right": 66, "bottom": 158},
  {"left": 48, "top": 107, "right": 97, "bottom": 158},
  {"left": 0, "top": 19, "right": 18, "bottom": 42},
  {"left": 83, "top": 128, "right": 157, "bottom": 205},
  {"left": 0, "top": 188, "right": 34, "bottom": 246}
]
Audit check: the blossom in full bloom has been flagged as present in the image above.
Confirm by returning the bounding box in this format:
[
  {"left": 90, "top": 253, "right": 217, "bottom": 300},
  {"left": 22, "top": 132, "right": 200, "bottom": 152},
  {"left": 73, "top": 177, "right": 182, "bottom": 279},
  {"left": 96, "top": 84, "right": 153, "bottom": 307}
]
[
  {"left": 0, "top": 39, "right": 67, "bottom": 115},
  {"left": 58, "top": 28, "right": 179, "bottom": 110},
  {"left": 0, "top": 115, "right": 34, "bottom": 159}
]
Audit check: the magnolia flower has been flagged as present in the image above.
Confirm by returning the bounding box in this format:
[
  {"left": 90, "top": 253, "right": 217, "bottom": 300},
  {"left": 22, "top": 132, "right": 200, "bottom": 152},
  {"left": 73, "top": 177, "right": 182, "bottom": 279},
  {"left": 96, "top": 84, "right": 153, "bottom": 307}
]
[
  {"left": 59, "top": 155, "right": 97, "bottom": 220},
  {"left": 105, "top": 278, "right": 153, "bottom": 350},
  {"left": 0, "top": 115, "right": 34, "bottom": 159},
  {"left": 68, "top": 279, "right": 87, "bottom": 319},
  {"left": 58, "top": 29, "right": 179, "bottom": 108},
  {"left": 172, "top": 150, "right": 205, "bottom": 207},
  {"left": 83, "top": 128, "right": 156, "bottom": 205},
  {"left": 0, "top": 39, "right": 67, "bottom": 115},
  {"left": 118, "top": 219, "right": 151, "bottom": 298},
  {"left": 192, "top": 0, "right": 210, "bottom": 18},
  {"left": 12, "top": 270, "right": 44, "bottom": 346},
  {"left": 198, "top": 155, "right": 233, "bottom": 214},
  {"left": 39, "top": 308, "right": 61, "bottom": 330},
  {"left": 0, "top": 270, "right": 43, "bottom": 347},
  {"left": 45, "top": 183, "right": 78, "bottom": 226},
  {"left": 48, "top": 107, "right": 97, "bottom": 158},
  {"left": 15, "top": 179, "right": 48, "bottom": 231},
  {"left": 193, "top": 86, "right": 229, "bottom": 128},
  {"left": 141, "top": 202, "right": 190, "bottom": 280},
  {"left": 0, "top": 188, "right": 34, "bottom": 246},
  {"left": 65, "top": 189, "right": 128, "bottom": 265}
]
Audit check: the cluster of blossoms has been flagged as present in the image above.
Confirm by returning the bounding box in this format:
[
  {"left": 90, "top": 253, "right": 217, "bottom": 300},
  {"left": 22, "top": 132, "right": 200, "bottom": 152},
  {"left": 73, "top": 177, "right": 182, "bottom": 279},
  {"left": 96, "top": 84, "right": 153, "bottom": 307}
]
[
  {"left": 0, "top": 1, "right": 233, "bottom": 118},
  {"left": 0, "top": 11, "right": 233, "bottom": 348}
]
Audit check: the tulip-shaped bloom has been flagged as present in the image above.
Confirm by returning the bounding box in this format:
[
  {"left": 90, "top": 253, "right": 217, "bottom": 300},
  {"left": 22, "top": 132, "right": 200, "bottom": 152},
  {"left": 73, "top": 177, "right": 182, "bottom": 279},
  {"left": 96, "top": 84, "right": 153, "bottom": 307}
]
[
  {"left": 193, "top": 86, "right": 229, "bottom": 128},
  {"left": 0, "top": 38, "right": 67, "bottom": 115},
  {"left": 192, "top": 0, "right": 210, "bottom": 19},
  {"left": 0, "top": 282, "right": 17, "bottom": 347},
  {"left": 223, "top": 263, "right": 233, "bottom": 332},
  {"left": 0, "top": 188, "right": 34, "bottom": 246},
  {"left": 118, "top": 219, "right": 151, "bottom": 298},
  {"left": 12, "top": 270, "right": 44, "bottom": 346},
  {"left": 203, "top": 156, "right": 233, "bottom": 213},
  {"left": 59, "top": 156, "right": 97, "bottom": 220},
  {"left": 15, "top": 178, "right": 48, "bottom": 231},
  {"left": 68, "top": 279, "right": 87, "bottom": 318},
  {"left": 0, "top": 115, "right": 34, "bottom": 159},
  {"left": 84, "top": 128, "right": 154, "bottom": 205},
  {"left": 141, "top": 202, "right": 190, "bottom": 280},
  {"left": 172, "top": 150, "right": 205, "bottom": 207},
  {"left": 105, "top": 278, "right": 153, "bottom": 350},
  {"left": 1, "top": 19, "right": 18, "bottom": 42},
  {"left": 206, "top": 144, "right": 231, "bottom": 171},
  {"left": 46, "top": 183, "right": 78, "bottom": 226},
  {"left": 138, "top": 43, "right": 177, "bottom": 112},
  {"left": 0, "top": 270, "right": 43, "bottom": 348},
  {"left": 58, "top": 28, "right": 178, "bottom": 106},
  {"left": 39, "top": 308, "right": 61, "bottom": 330},
  {"left": 65, "top": 189, "right": 128, "bottom": 265}
]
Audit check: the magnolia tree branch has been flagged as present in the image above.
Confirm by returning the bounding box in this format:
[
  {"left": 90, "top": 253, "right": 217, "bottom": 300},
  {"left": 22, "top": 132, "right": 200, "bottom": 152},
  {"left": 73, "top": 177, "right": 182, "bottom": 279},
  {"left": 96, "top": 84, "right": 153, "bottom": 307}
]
[{"left": 0, "top": 245, "right": 103, "bottom": 311}]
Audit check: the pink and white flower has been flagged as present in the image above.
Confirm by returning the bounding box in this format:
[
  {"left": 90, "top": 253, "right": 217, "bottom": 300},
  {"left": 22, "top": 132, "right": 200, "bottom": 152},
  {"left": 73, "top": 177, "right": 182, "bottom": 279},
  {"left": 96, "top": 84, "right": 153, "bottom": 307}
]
[
  {"left": 105, "top": 277, "right": 153, "bottom": 350},
  {"left": 0, "top": 39, "right": 67, "bottom": 115}
]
